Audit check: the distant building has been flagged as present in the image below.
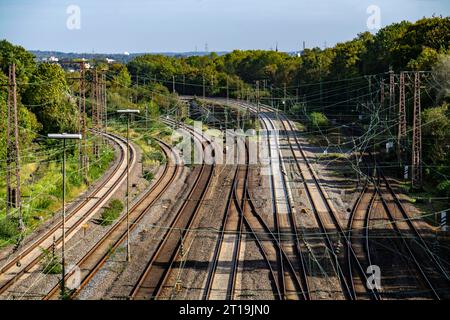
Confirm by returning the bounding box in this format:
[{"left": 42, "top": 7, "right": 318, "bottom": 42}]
[
  {"left": 105, "top": 58, "right": 115, "bottom": 64},
  {"left": 48, "top": 56, "right": 59, "bottom": 62}
]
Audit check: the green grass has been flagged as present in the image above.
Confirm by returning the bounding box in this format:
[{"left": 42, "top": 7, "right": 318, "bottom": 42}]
[
  {"left": 100, "top": 199, "right": 124, "bottom": 226},
  {"left": 0, "top": 139, "right": 116, "bottom": 248},
  {"left": 108, "top": 119, "right": 167, "bottom": 175},
  {"left": 0, "top": 216, "right": 20, "bottom": 242},
  {"left": 317, "top": 153, "right": 347, "bottom": 161}
]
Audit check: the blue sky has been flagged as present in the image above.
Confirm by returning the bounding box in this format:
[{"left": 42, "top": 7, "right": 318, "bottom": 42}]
[{"left": 0, "top": 0, "right": 449, "bottom": 53}]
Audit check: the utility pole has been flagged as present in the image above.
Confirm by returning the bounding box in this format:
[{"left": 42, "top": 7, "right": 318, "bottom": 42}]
[
  {"left": 6, "top": 64, "right": 24, "bottom": 230},
  {"left": 256, "top": 80, "right": 260, "bottom": 120},
  {"left": 102, "top": 73, "right": 107, "bottom": 133},
  {"left": 397, "top": 72, "right": 407, "bottom": 167},
  {"left": 203, "top": 75, "right": 206, "bottom": 99},
  {"left": 389, "top": 70, "right": 395, "bottom": 124},
  {"left": 80, "top": 63, "right": 89, "bottom": 181},
  {"left": 226, "top": 77, "right": 229, "bottom": 105},
  {"left": 91, "top": 70, "right": 98, "bottom": 158},
  {"left": 117, "top": 109, "right": 140, "bottom": 262},
  {"left": 47, "top": 133, "right": 82, "bottom": 299},
  {"left": 172, "top": 75, "right": 176, "bottom": 93},
  {"left": 283, "top": 83, "right": 287, "bottom": 113},
  {"left": 412, "top": 72, "right": 422, "bottom": 189},
  {"left": 145, "top": 103, "right": 149, "bottom": 131},
  {"left": 97, "top": 71, "right": 102, "bottom": 134},
  {"left": 211, "top": 75, "right": 214, "bottom": 95}
]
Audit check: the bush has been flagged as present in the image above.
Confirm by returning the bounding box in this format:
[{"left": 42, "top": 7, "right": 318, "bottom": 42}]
[
  {"left": 143, "top": 171, "right": 154, "bottom": 182},
  {"left": 308, "top": 112, "right": 329, "bottom": 128},
  {"left": 148, "top": 150, "right": 165, "bottom": 163},
  {"left": 437, "top": 180, "right": 450, "bottom": 197},
  {"left": 0, "top": 216, "right": 19, "bottom": 241},
  {"left": 41, "top": 247, "right": 62, "bottom": 274},
  {"left": 100, "top": 199, "right": 124, "bottom": 226}
]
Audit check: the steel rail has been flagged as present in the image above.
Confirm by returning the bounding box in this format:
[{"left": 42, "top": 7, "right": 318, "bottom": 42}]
[
  {"left": 130, "top": 120, "right": 215, "bottom": 300},
  {"left": 43, "top": 138, "right": 180, "bottom": 300},
  {"left": 0, "top": 131, "right": 132, "bottom": 297}
]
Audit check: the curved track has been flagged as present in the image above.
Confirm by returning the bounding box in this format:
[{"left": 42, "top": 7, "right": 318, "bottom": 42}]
[
  {"left": 0, "top": 131, "right": 134, "bottom": 298},
  {"left": 43, "top": 138, "right": 181, "bottom": 300},
  {"left": 130, "top": 119, "right": 215, "bottom": 300}
]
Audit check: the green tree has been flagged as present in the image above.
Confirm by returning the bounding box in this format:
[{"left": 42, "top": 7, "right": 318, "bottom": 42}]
[
  {"left": 432, "top": 54, "right": 450, "bottom": 103},
  {"left": 23, "top": 63, "right": 78, "bottom": 134},
  {"left": 0, "top": 40, "right": 36, "bottom": 94}
]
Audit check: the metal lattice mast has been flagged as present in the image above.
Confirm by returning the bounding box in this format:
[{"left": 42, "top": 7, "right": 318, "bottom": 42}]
[
  {"left": 397, "top": 72, "right": 407, "bottom": 164},
  {"left": 380, "top": 78, "right": 385, "bottom": 118},
  {"left": 389, "top": 71, "right": 395, "bottom": 124},
  {"left": 103, "top": 73, "right": 107, "bottom": 133},
  {"left": 97, "top": 71, "right": 102, "bottom": 133},
  {"left": 412, "top": 72, "right": 422, "bottom": 189},
  {"left": 6, "top": 64, "right": 24, "bottom": 230},
  {"left": 92, "top": 70, "right": 100, "bottom": 157}
]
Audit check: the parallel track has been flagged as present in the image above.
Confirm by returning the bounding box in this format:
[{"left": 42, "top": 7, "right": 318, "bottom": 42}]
[
  {"left": 203, "top": 135, "right": 245, "bottom": 300},
  {"left": 43, "top": 138, "right": 181, "bottom": 300},
  {"left": 130, "top": 120, "right": 215, "bottom": 300},
  {"left": 0, "top": 131, "right": 132, "bottom": 298},
  {"left": 373, "top": 166, "right": 448, "bottom": 299},
  {"left": 234, "top": 100, "right": 378, "bottom": 299}
]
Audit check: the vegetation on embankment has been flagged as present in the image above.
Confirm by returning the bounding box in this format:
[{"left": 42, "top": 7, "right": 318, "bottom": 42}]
[{"left": 0, "top": 141, "right": 114, "bottom": 247}]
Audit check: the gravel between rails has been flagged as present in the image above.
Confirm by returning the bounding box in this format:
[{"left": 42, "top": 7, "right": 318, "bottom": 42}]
[
  {"left": 157, "top": 164, "right": 236, "bottom": 300},
  {"left": 76, "top": 163, "right": 191, "bottom": 300}
]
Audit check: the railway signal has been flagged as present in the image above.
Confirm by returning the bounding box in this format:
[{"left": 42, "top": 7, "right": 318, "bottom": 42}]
[
  {"left": 47, "top": 133, "right": 82, "bottom": 299},
  {"left": 117, "top": 109, "right": 140, "bottom": 262}
]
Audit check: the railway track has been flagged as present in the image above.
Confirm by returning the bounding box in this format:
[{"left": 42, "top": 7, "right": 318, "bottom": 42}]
[
  {"left": 0, "top": 131, "right": 134, "bottom": 298},
  {"left": 43, "top": 138, "right": 181, "bottom": 300},
  {"left": 194, "top": 97, "right": 449, "bottom": 300},
  {"left": 130, "top": 119, "right": 215, "bottom": 300},
  {"left": 373, "top": 165, "right": 449, "bottom": 299},
  {"left": 229, "top": 100, "right": 381, "bottom": 299},
  {"left": 194, "top": 102, "right": 309, "bottom": 300},
  {"left": 258, "top": 116, "right": 310, "bottom": 300},
  {"left": 203, "top": 135, "right": 245, "bottom": 300},
  {"left": 351, "top": 152, "right": 449, "bottom": 299},
  {"left": 276, "top": 109, "right": 384, "bottom": 300},
  {"left": 346, "top": 179, "right": 380, "bottom": 299}
]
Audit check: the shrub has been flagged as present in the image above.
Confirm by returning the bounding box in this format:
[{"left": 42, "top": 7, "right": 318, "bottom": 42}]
[
  {"left": 0, "top": 216, "right": 19, "bottom": 241},
  {"left": 308, "top": 112, "right": 329, "bottom": 128},
  {"left": 143, "top": 171, "right": 154, "bottom": 182},
  {"left": 41, "top": 247, "right": 62, "bottom": 274},
  {"left": 100, "top": 199, "right": 124, "bottom": 226}
]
